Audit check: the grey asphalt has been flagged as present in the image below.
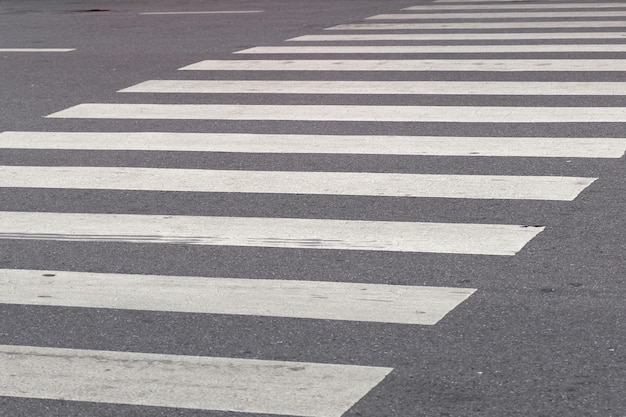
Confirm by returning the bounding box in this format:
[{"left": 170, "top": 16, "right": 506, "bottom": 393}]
[{"left": 1, "top": 0, "right": 625, "bottom": 416}]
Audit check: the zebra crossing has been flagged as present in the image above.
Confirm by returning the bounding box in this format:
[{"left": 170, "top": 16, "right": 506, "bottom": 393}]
[{"left": 2, "top": 1, "right": 625, "bottom": 415}]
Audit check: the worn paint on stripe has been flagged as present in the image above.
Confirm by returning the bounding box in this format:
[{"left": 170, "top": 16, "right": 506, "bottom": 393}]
[
  {"left": 0, "top": 48, "right": 75, "bottom": 52},
  {"left": 179, "top": 59, "right": 626, "bottom": 72},
  {"left": 235, "top": 45, "right": 626, "bottom": 54},
  {"left": 367, "top": 11, "right": 626, "bottom": 19},
  {"left": 46, "top": 104, "right": 626, "bottom": 123},
  {"left": 140, "top": 10, "right": 263, "bottom": 15},
  {"left": 0, "top": 211, "right": 544, "bottom": 255},
  {"left": 434, "top": 0, "right": 531, "bottom": 2},
  {"left": 0, "top": 166, "right": 596, "bottom": 201},
  {"left": 2, "top": 132, "right": 624, "bottom": 158},
  {"left": 289, "top": 33, "right": 626, "bottom": 41},
  {"left": 0, "top": 344, "right": 391, "bottom": 417},
  {"left": 119, "top": 80, "right": 626, "bottom": 96},
  {"left": 404, "top": 3, "right": 626, "bottom": 10},
  {"left": 327, "top": 22, "right": 626, "bottom": 30},
  {"left": 0, "top": 269, "right": 476, "bottom": 324}
]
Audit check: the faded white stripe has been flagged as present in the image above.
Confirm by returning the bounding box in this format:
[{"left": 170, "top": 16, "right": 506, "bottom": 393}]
[
  {"left": 404, "top": 3, "right": 626, "bottom": 10},
  {"left": 179, "top": 59, "right": 626, "bottom": 72},
  {"left": 327, "top": 21, "right": 626, "bottom": 30},
  {"left": 0, "top": 344, "right": 391, "bottom": 417},
  {"left": 119, "top": 80, "right": 626, "bottom": 96},
  {"left": 0, "top": 166, "right": 596, "bottom": 201},
  {"left": 0, "top": 211, "right": 544, "bottom": 255},
  {"left": 236, "top": 45, "right": 626, "bottom": 54},
  {"left": 289, "top": 33, "right": 626, "bottom": 41},
  {"left": 140, "top": 10, "right": 263, "bottom": 15},
  {"left": 0, "top": 269, "right": 476, "bottom": 325},
  {"left": 367, "top": 11, "right": 626, "bottom": 19},
  {"left": 2, "top": 131, "right": 625, "bottom": 158},
  {"left": 0, "top": 48, "right": 75, "bottom": 52},
  {"left": 46, "top": 104, "right": 626, "bottom": 123}
]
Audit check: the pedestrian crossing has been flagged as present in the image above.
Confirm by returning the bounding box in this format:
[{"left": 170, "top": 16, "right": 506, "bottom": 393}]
[{"left": 2, "top": 1, "right": 625, "bottom": 415}]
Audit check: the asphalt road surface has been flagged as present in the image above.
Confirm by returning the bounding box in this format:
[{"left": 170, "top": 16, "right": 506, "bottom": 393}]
[{"left": 1, "top": 0, "right": 625, "bottom": 416}]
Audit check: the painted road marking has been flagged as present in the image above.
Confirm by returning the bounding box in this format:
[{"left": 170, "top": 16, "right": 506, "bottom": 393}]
[
  {"left": 0, "top": 48, "right": 75, "bottom": 52},
  {"left": 0, "top": 344, "right": 391, "bottom": 417},
  {"left": 327, "top": 22, "right": 626, "bottom": 30},
  {"left": 120, "top": 80, "right": 626, "bottom": 96},
  {"left": 0, "top": 269, "right": 476, "bottom": 325},
  {"left": 0, "top": 211, "right": 544, "bottom": 255},
  {"left": 180, "top": 59, "right": 626, "bottom": 72},
  {"left": 46, "top": 104, "right": 626, "bottom": 123},
  {"left": 0, "top": 166, "right": 596, "bottom": 201},
  {"left": 367, "top": 11, "right": 626, "bottom": 19},
  {"left": 289, "top": 33, "right": 626, "bottom": 41},
  {"left": 404, "top": 3, "right": 626, "bottom": 10},
  {"left": 236, "top": 45, "right": 626, "bottom": 54},
  {"left": 140, "top": 10, "right": 263, "bottom": 15},
  {"left": 2, "top": 131, "right": 625, "bottom": 158}
]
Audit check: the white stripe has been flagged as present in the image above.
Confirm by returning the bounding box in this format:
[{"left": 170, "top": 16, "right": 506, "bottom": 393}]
[
  {"left": 327, "top": 22, "right": 626, "bottom": 30},
  {"left": 434, "top": 0, "right": 530, "bottom": 2},
  {"left": 46, "top": 104, "right": 626, "bottom": 123},
  {"left": 140, "top": 10, "right": 263, "bottom": 15},
  {"left": 119, "top": 80, "right": 626, "bottom": 96},
  {"left": 2, "top": 131, "right": 625, "bottom": 158},
  {"left": 0, "top": 48, "right": 75, "bottom": 52},
  {"left": 0, "top": 166, "right": 595, "bottom": 201},
  {"left": 404, "top": 3, "right": 626, "bottom": 10},
  {"left": 367, "top": 11, "right": 626, "bottom": 19},
  {"left": 0, "top": 344, "right": 391, "bottom": 417},
  {"left": 236, "top": 45, "right": 626, "bottom": 54},
  {"left": 289, "top": 33, "right": 626, "bottom": 41},
  {"left": 179, "top": 59, "right": 626, "bottom": 72},
  {"left": 0, "top": 211, "right": 544, "bottom": 255},
  {"left": 0, "top": 269, "right": 476, "bottom": 325}
]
